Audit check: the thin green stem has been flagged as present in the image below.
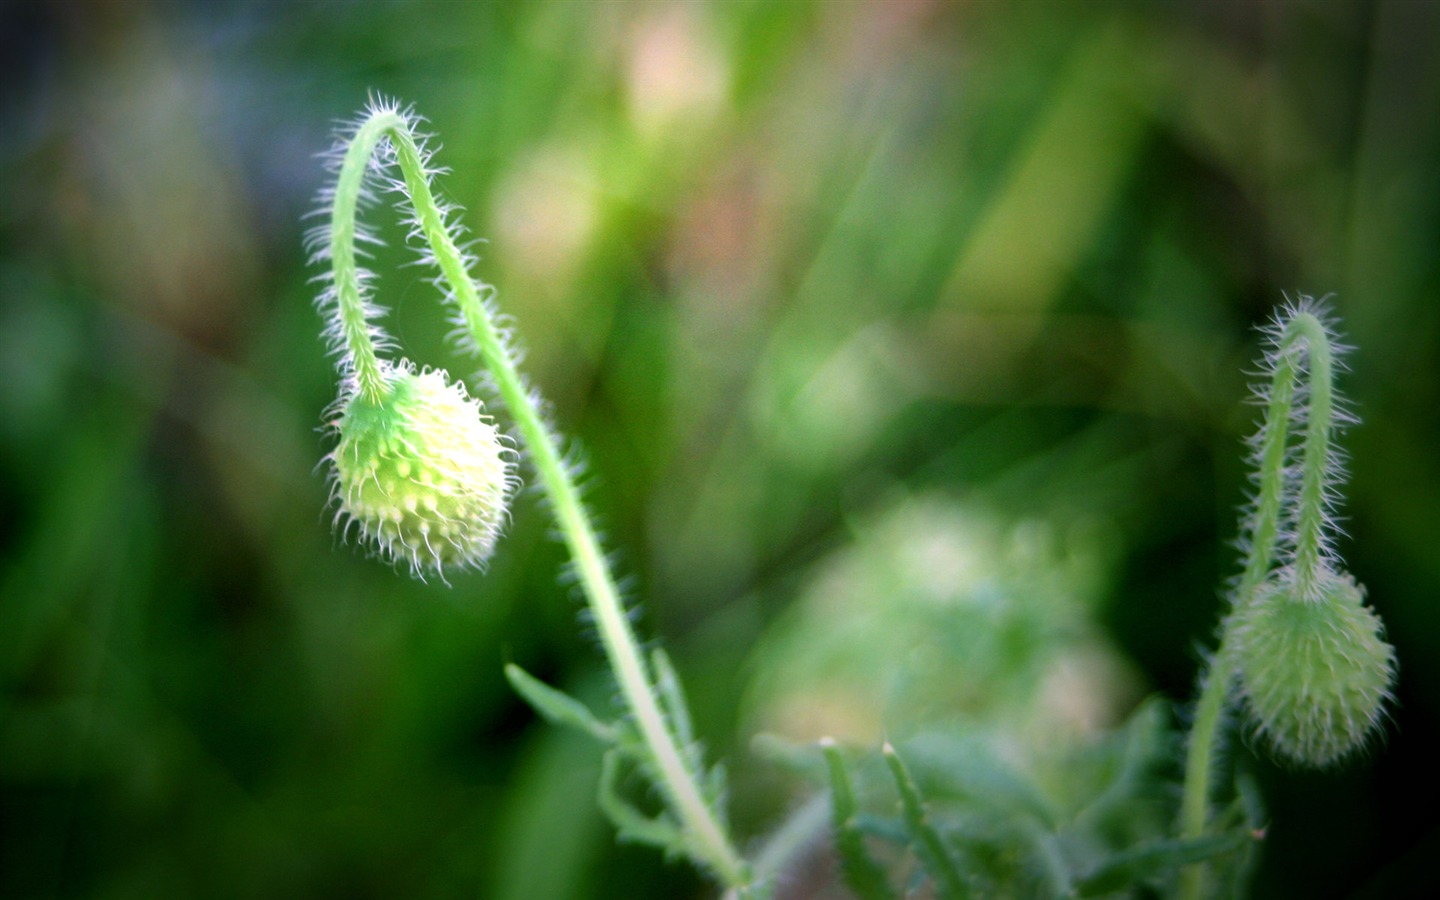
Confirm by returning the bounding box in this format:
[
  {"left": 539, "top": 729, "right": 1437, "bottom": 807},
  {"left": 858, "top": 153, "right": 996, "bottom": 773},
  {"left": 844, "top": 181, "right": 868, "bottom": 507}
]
[
  {"left": 1177, "top": 648, "right": 1235, "bottom": 900},
  {"left": 1287, "top": 313, "right": 1334, "bottom": 599},
  {"left": 331, "top": 106, "right": 749, "bottom": 891},
  {"left": 822, "top": 739, "right": 897, "bottom": 900},
  {"left": 1241, "top": 344, "right": 1299, "bottom": 600},
  {"left": 883, "top": 743, "right": 968, "bottom": 900},
  {"left": 328, "top": 110, "right": 398, "bottom": 402},
  {"left": 1180, "top": 335, "right": 1296, "bottom": 846}
]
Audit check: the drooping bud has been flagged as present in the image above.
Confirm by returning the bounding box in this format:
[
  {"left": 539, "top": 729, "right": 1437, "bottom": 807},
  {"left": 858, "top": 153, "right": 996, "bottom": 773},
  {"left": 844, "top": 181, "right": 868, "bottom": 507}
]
[
  {"left": 1232, "top": 570, "right": 1397, "bottom": 767},
  {"left": 328, "top": 361, "right": 512, "bottom": 577}
]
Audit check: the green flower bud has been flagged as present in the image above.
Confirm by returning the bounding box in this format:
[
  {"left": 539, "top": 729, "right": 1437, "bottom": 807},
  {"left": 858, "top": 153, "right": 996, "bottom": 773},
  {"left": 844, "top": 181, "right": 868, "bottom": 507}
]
[
  {"left": 1233, "top": 570, "right": 1396, "bottom": 767},
  {"left": 328, "top": 362, "right": 512, "bottom": 577}
]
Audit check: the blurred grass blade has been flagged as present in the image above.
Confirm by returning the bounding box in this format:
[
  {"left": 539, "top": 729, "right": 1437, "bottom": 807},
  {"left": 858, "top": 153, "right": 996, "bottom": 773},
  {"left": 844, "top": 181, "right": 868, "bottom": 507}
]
[
  {"left": 490, "top": 717, "right": 606, "bottom": 900},
  {"left": 941, "top": 21, "right": 1148, "bottom": 315}
]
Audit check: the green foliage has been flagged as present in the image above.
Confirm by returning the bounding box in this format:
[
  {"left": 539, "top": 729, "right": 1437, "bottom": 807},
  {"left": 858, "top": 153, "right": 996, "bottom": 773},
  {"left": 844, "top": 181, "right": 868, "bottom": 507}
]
[
  {"left": 319, "top": 101, "right": 1338, "bottom": 899},
  {"left": 506, "top": 660, "right": 736, "bottom": 872},
  {"left": 808, "top": 700, "right": 1263, "bottom": 898},
  {"left": 1074, "top": 833, "right": 1252, "bottom": 897},
  {"left": 3, "top": 3, "right": 1435, "bottom": 899}
]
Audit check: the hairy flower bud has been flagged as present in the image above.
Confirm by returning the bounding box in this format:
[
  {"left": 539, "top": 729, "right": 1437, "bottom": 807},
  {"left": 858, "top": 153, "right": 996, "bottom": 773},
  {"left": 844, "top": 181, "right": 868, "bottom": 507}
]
[
  {"left": 328, "top": 362, "right": 512, "bottom": 577},
  {"left": 1233, "top": 571, "right": 1396, "bottom": 767}
]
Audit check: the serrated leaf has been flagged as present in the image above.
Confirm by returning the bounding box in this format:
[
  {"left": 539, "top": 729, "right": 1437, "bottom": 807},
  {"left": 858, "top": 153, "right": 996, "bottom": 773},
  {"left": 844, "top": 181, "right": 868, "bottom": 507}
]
[
  {"left": 597, "top": 747, "right": 686, "bottom": 853},
  {"left": 705, "top": 760, "right": 731, "bottom": 827},
  {"left": 505, "top": 663, "right": 616, "bottom": 745},
  {"left": 650, "top": 647, "right": 696, "bottom": 752}
]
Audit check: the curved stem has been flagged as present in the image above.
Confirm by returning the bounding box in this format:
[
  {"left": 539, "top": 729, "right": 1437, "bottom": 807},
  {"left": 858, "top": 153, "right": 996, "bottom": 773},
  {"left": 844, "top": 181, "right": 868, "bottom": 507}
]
[
  {"left": 333, "top": 106, "right": 750, "bottom": 891},
  {"left": 1179, "top": 306, "right": 1334, "bottom": 899},
  {"left": 328, "top": 110, "right": 398, "bottom": 402},
  {"left": 1241, "top": 335, "right": 1300, "bottom": 599},
  {"left": 1286, "top": 313, "right": 1335, "bottom": 599}
]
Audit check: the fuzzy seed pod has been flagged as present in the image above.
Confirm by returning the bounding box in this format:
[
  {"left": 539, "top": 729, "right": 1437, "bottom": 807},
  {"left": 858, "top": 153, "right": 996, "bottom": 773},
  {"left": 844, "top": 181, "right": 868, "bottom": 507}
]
[
  {"left": 1233, "top": 571, "right": 1396, "bottom": 767},
  {"left": 328, "top": 362, "right": 512, "bottom": 577}
]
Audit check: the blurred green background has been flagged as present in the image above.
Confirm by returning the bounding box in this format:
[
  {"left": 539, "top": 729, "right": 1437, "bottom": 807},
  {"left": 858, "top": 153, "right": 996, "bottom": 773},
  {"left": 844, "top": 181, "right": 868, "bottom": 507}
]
[{"left": 3, "top": 0, "right": 1438, "bottom": 897}]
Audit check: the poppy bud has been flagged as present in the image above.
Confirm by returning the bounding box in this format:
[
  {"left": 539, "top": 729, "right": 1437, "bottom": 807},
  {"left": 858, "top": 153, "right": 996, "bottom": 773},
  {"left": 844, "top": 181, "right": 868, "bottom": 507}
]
[
  {"left": 329, "top": 362, "right": 512, "bottom": 577},
  {"left": 1233, "top": 570, "right": 1396, "bottom": 767}
]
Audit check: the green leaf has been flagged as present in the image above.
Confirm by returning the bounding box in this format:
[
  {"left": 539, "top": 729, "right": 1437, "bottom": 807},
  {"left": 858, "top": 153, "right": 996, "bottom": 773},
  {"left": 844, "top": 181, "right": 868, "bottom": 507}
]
[
  {"left": 704, "top": 760, "right": 731, "bottom": 823},
  {"left": 1214, "top": 773, "right": 1267, "bottom": 896},
  {"left": 900, "top": 731, "right": 1057, "bottom": 828},
  {"left": 650, "top": 647, "right": 696, "bottom": 751},
  {"left": 597, "top": 748, "right": 686, "bottom": 853},
  {"left": 1073, "top": 696, "right": 1171, "bottom": 830},
  {"left": 751, "top": 732, "right": 827, "bottom": 780},
  {"left": 1075, "top": 832, "right": 1253, "bottom": 896},
  {"left": 505, "top": 664, "right": 617, "bottom": 745}
]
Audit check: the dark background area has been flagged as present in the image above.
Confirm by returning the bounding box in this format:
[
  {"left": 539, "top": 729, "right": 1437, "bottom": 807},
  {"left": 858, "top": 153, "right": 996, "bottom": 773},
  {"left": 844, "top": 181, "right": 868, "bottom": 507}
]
[{"left": 2, "top": 1, "right": 1438, "bottom": 897}]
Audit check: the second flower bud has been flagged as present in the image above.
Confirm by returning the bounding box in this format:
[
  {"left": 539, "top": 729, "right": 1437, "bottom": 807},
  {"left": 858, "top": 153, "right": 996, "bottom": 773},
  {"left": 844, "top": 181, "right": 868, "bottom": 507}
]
[{"left": 1232, "top": 570, "right": 1396, "bottom": 767}]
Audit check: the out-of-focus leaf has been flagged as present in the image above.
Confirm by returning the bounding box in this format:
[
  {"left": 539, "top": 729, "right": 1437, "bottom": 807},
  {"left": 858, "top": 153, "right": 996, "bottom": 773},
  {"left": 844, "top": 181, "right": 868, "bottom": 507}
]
[
  {"left": 1074, "top": 832, "right": 1253, "bottom": 896},
  {"left": 505, "top": 663, "right": 617, "bottom": 745}
]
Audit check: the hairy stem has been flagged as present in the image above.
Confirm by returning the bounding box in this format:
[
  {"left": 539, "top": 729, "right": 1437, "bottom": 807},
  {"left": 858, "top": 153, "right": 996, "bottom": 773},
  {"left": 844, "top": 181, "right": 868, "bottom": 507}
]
[
  {"left": 1241, "top": 335, "right": 1301, "bottom": 600},
  {"left": 1287, "top": 313, "right": 1335, "bottom": 599},
  {"left": 1179, "top": 306, "right": 1336, "bottom": 899},
  {"left": 329, "top": 105, "right": 749, "bottom": 891},
  {"left": 1177, "top": 649, "right": 1235, "bottom": 900},
  {"left": 327, "top": 110, "right": 396, "bottom": 402}
]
